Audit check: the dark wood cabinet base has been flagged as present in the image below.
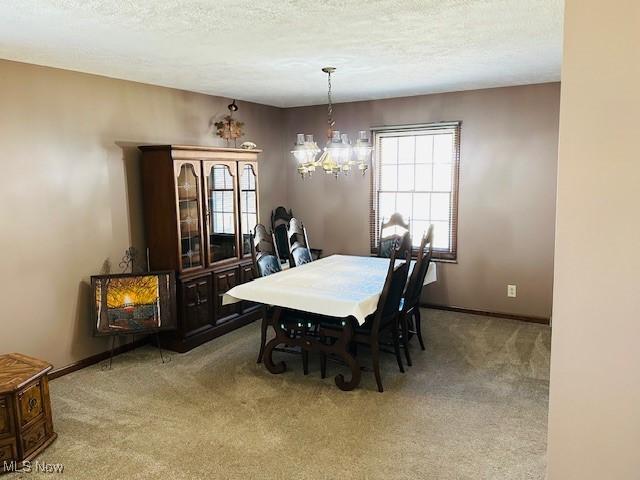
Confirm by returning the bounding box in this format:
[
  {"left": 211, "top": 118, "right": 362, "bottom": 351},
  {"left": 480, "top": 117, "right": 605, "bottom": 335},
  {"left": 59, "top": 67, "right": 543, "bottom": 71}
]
[
  {"left": 0, "top": 354, "right": 57, "bottom": 473},
  {"left": 20, "top": 431, "right": 57, "bottom": 464},
  {"left": 161, "top": 309, "right": 262, "bottom": 353}
]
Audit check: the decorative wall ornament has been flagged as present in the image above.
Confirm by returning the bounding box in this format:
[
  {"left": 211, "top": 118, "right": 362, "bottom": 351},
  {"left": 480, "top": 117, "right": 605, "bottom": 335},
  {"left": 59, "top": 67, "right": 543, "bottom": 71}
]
[
  {"left": 214, "top": 99, "right": 245, "bottom": 147},
  {"left": 291, "top": 68, "right": 373, "bottom": 179},
  {"left": 119, "top": 246, "right": 140, "bottom": 273}
]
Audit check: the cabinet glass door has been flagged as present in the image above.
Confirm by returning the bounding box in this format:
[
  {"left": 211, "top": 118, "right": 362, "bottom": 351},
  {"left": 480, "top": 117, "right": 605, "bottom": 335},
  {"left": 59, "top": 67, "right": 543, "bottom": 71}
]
[
  {"left": 175, "top": 162, "right": 203, "bottom": 270},
  {"left": 204, "top": 162, "right": 238, "bottom": 264},
  {"left": 239, "top": 163, "right": 258, "bottom": 256}
]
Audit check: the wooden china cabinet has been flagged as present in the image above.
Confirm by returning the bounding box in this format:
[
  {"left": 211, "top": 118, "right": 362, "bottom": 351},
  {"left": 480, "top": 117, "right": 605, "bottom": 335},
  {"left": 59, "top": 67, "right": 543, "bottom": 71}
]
[{"left": 139, "top": 145, "right": 262, "bottom": 352}]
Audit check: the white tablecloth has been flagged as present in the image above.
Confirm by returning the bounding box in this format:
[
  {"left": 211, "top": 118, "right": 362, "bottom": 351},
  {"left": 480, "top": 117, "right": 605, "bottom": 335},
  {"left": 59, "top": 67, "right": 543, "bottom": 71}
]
[{"left": 223, "top": 254, "right": 437, "bottom": 325}]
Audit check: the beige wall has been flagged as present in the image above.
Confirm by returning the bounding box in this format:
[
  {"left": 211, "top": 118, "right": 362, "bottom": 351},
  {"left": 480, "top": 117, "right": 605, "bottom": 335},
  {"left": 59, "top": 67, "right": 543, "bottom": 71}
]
[
  {"left": 0, "top": 59, "right": 285, "bottom": 369},
  {"left": 284, "top": 84, "right": 560, "bottom": 319},
  {"left": 547, "top": 1, "right": 640, "bottom": 478},
  {"left": 0, "top": 59, "right": 560, "bottom": 369}
]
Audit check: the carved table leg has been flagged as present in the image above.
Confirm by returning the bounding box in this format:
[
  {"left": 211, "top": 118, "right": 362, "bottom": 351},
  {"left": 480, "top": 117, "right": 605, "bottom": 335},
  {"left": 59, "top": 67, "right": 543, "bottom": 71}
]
[
  {"left": 262, "top": 310, "right": 362, "bottom": 391},
  {"left": 256, "top": 305, "right": 270, "bottom": 364},
  {"left": 263, "top": 308, "right": 287, "bottom": 374},
  {"left": 331, "top": 320, "right": 361, "bottom": 391}
]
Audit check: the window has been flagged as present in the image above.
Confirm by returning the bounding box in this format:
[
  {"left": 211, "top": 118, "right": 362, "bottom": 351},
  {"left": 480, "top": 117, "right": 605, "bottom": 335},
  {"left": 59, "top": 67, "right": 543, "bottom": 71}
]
[
  {"left": 370, "top": 122, "right": 460, "bottom": 261},
  {"left": 210, "top": 165, "right": 235, "bottom": 235}
]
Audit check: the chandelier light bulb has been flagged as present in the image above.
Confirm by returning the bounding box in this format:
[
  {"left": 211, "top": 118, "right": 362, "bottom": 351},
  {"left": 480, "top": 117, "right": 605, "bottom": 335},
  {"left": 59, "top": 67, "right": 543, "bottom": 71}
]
[
  {"left": 342, "top": 133, "right": 356, "bottom": 171},
  {"left": 304, "top": 134, "right": 320, "bottom": 169},
  {"left": 292, "top": 133, "right": 308, "bottom": 164}
]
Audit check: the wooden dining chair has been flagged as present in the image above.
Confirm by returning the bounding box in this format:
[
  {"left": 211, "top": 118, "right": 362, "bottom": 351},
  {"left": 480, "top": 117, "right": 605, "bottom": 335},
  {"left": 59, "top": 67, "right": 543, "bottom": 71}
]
[
  {"left": 272, "top": 206, "right": 323, "bottom": 264},
  {"left": 250, "top": 224, "right": 281, "bottom": 364},
  {"left": 271, "top": 206, "right": 293, "bottom": 266},
  {"left": 251, "top": 224, "right": 282, "bottom": 278},
  {"left": 251, "top": 223, "right": 313, "bottom": 372},
  {"left": 378, "top": 213, "right": 412, "bottom": 258},
  {"left": 320, "top": 247, "right": 411, "bottom": 392},
  {"left": 398, "top": 224, "right": 434, "bottom": 367},
  {"left": 287, "top": 217, "right": 313, "bottom": 267}
]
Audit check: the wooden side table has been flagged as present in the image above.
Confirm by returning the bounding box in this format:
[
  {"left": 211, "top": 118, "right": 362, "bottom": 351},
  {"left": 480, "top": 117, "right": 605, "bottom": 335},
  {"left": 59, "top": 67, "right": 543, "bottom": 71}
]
[{"left": 0, "top": 353, "right": 57, "bottom": 472}]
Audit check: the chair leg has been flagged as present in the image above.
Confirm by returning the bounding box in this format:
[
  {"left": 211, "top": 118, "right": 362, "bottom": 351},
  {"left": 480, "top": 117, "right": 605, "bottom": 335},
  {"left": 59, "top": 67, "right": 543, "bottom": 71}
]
[
  {"left": 371, "top": 337, "right": 384, "bottom": 393},
  {"left": 391, "top": 322, "right": 405, "bottom": 373},
  {"left": 320, "top": 350, "right": 327, "bottom": 379},
  {"left": 401, "top": 314, "right": 412, "bottom": 367},
  {"left": 407, "top": 314, "right": 415, "bottom": 341},
  {"left": 302, "top": 350, "right": 309, "bottom": 375},
  {"left": 257, "top": 312, "right": 270, "bottom": 363},
  {"left": 415, "top": 308, "right": 426, "bottom": 351},
  {"left": 300, "top": 324, "right": 309, "bottom": 375},
  {"left": 320, "top": 335, "right": 331, "bottom": 379}
]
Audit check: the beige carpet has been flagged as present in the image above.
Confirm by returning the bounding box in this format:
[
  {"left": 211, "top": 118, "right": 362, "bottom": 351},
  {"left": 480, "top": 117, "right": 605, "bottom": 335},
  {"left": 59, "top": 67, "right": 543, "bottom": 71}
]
[{"left": 10, "top": 309, "right": 551, "bottom": 480}]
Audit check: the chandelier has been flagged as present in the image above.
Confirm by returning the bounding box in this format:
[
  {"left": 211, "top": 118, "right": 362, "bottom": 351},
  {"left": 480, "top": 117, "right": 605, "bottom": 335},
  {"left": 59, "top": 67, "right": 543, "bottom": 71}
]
[{"left": 292, "top": 67, "right": 373, "bottom": 179}]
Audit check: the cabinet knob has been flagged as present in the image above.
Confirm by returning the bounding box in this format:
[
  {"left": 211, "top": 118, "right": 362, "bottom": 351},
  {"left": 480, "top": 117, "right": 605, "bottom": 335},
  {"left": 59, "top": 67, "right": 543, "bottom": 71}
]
[{"left": 28, "top": 397, "right": 38, "bottom": 411}]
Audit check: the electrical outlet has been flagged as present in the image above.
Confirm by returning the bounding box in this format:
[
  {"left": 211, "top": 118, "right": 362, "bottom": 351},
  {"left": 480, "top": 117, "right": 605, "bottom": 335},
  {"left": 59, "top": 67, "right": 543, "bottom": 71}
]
[{"left": 507, "top": 284, "right": 517, "bottom": 298}]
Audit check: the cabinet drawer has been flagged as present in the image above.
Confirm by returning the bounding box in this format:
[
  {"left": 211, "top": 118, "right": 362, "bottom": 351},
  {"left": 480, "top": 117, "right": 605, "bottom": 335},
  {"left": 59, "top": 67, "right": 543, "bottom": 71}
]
[
  {"left": 239, "top": 263, "right": 259, "bottom": 313},
  {"left": 213, "top": 267, "right": 239, "bottom": 323},
  {"left": 20, "top": 419, "right": 47, "bottom": 459},
  {"left": 239, "top": 263, "right": 256, "bottom": 283},
  {"left": 18, "top": 382, "right": 43, "bottom": 427},
  {"left": 0, "top": 438, "right": 17, "bottom": 466},
  {"left": 0, "top": 396, "right": 12, "bottom": 437},
  {"left": 180, "top": 275, "right": 213, "bottom": 336}
]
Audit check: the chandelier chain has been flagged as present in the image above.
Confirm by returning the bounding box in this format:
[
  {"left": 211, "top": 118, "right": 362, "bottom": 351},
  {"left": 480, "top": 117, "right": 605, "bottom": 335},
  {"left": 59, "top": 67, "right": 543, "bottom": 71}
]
[{"left": 327, "top": 70, "right": 334, "bottom": 129}]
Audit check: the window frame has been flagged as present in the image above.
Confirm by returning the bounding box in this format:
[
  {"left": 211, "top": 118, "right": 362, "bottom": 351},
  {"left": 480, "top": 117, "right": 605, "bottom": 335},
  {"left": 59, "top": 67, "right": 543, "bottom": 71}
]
[{"left": 369, "top": 121, "right": 461, "bottom": 262}]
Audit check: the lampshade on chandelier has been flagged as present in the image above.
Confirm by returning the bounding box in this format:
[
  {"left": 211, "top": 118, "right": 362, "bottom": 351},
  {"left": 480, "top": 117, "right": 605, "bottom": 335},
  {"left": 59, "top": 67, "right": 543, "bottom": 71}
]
[{"left": 292, "top": 67, "right": 373, "bottom": 178}]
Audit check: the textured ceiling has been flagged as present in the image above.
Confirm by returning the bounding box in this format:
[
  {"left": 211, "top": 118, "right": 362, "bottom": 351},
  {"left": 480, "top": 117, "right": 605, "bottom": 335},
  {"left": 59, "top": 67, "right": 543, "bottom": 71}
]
[{"left": 0, "top": 0, "right": 563, "bottom": 107}]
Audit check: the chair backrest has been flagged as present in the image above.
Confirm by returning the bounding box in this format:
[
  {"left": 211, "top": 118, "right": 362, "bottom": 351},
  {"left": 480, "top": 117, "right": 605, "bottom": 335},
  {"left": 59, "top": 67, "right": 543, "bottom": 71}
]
[
  {"left": 287, "top": 217, "right": 307, "bottom": 246},
  {"left": 372, "top": 247, "right": 411, "bottom": 331},
  {"left": 250, "top": 224, "right": 282, "bottom": 277},
  {"left": 271, "top": 206, "right": 293, "bottom": 264},
  {"left": 403, "top": 224, "right": 434, "bottom": 311},
  {"left": 287, "top": 217, "right": 313, "bottom": 267},
  {"left": 378, "top": 213, "right": 412, "bottom": 258},
  {"left": 272, "top": 206, "right": 293, "bottom": 227}
]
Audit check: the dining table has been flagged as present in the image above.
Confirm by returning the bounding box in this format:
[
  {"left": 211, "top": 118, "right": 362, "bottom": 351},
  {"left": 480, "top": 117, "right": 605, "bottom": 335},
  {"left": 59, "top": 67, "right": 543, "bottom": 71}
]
[{"left": 223, "top": 254, "right": 437, "bottom": 390}]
